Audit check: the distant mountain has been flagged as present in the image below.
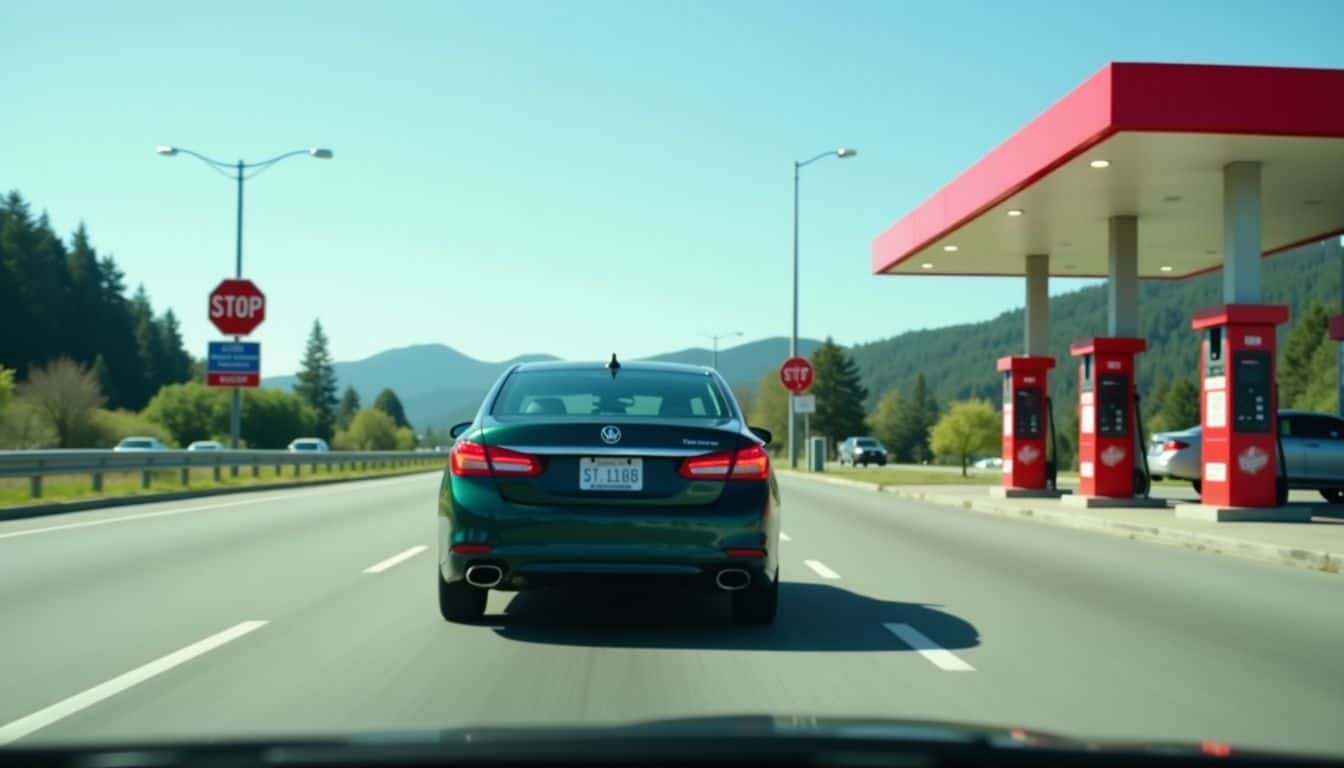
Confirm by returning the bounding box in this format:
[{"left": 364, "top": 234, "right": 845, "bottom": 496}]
[
  {"left": 262, "top": 337, "right": 822, "bottom": 433},
  {"left": 640, "top": 337, "right": 824, "bottom": 390}
]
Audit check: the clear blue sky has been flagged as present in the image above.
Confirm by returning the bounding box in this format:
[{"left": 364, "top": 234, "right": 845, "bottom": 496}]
[{"left": 4, "top": 1, "right": 1341, "bottom": 375}]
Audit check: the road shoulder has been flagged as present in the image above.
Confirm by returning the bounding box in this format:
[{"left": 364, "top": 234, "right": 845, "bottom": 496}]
[{"left": 778, "top": 470, "right": 1343, "bottom": 576}]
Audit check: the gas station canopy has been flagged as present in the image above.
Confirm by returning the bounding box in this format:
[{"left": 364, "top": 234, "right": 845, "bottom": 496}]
[{"left": 872, "top": 63, "right": 1344, "bottom": 279}]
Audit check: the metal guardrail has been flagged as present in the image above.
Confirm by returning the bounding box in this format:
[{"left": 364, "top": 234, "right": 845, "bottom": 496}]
[{"left": 0, "top": 449, "right": 446, "bottom": 499}]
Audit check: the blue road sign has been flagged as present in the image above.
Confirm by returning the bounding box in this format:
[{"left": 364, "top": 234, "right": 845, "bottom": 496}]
[{"left": 207, "top": 342, "right": 261, "bottom": 387}]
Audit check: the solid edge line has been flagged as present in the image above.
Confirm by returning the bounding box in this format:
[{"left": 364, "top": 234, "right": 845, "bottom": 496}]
[
  {"left": 363, "top": 544, "right": 429, "bottom": 574},
  {"left": 803, "top": 559, "right": 840, "bottom": 579},
  {"left": 883, "top": 623, "right": 975, "bottom": 672},
  {"left": 0, "top": 620, "right": 268, "bottom": 745}
]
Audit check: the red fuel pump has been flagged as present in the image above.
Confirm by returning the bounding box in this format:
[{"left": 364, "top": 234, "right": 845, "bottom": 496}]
[
  {"left": 1070, "top": 337, "right": 1146, "bottom": 498},
  {"left": 997, "top": 356, "right": 1055, "bottom": 490},
  {"left": 1191, "top": 305, "right": 1290, "bottom": 508}
]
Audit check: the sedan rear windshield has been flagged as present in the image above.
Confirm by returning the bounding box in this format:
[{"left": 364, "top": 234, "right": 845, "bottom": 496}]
[
  {"left": 120, "top": 440, "right": 153, "bottom": 448},
  {"left": 492, "top": 369, "right": 731, "bottom": 420}
]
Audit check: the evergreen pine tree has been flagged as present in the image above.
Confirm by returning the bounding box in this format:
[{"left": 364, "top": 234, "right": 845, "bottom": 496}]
[{"left": 294, "top": 320, "right": 339, "bottom": 440}]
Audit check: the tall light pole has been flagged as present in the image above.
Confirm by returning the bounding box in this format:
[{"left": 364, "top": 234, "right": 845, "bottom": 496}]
[
  {"left": 709, "top": 331, "right": 743, "bottom": 370},
  {"left": 790, "top": 147, "right": 857, "bottom": 467},
  {"left": 157, "top": 145, "right": 333, "bottom": 449}
]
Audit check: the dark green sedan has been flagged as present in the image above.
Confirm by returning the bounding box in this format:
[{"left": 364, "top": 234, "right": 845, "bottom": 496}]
[{"left": 437, "top": 358, "right": 780, "bottom": 625}]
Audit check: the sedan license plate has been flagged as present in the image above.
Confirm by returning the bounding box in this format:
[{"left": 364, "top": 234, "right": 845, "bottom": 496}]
[{"left": 579, "top": 457, "right": 643, "bottom": 491}]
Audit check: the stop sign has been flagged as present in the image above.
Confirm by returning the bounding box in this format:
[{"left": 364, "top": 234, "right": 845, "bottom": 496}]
[
  {"left": 779, "top": 356, "right": 814, "bottom": 394},
  {"left": 209, "top": 279, "right": 266, "bottom": 336}
]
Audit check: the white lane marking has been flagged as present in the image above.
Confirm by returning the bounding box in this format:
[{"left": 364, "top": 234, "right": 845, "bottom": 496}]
[
  {"left": 363, "top": 544, "right": 428, "bottom": 574},
  {"left": 803, "top": 559, "right": 839, "bottom": 579},
  {"left": 883, "top": 623, "right": 975, "bottom": 671},
  {"left": 780, "top": 532, "right": 792, "bottom": 542},
  {"left": 0, "top": 475, "right": 430, "bottom": 542},
  {"left": 0, "top": 620, "right": 268, "bottom": 745}
]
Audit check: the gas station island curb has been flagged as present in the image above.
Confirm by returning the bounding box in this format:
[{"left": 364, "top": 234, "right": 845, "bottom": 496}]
[{"left": 777, "top": 471, "right": 1339, "bottom": 575}]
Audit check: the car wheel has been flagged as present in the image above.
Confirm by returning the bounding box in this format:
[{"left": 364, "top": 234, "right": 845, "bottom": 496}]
[
  {"left": 1275, "top": 478, "right": 1289, "bottom": 507},
  {"left": 1133, "top": 470, "right": 1150, "bottom": 497},
  {"left": 732, "top": 568, "right": 778, "bottom": 626},
  {"left": 438, "top": 570, "right": 486, "bottom": 623},
  {"left": 1321, "top": 489, "right": 1344, "bottom": 504},
  {"left": 1191, "top": 480, "right": 1201, "bottom": 494}
]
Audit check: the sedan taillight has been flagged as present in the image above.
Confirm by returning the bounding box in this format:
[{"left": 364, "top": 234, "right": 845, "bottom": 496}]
[
  {"left": 1161, "top": 440, "right": 1189, "bottom": 451},
  {"left": 678, "top": 445, "right": 770, "bottom": 481},
  {"left": 450, "top": 439, "right": 542, "bottom": 477}
]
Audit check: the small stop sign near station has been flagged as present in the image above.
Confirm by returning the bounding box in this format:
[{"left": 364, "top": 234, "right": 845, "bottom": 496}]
[
  {"left": 209, "top": 279, "right": 266, "bottom": 336},
  {"left": 779, "top": 356, "right": 814, "bottom": 394}
]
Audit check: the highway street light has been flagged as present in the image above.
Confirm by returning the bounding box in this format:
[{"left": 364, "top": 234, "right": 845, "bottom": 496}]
[
  {"left": 157, "top": 143, "right": 333, "bottom": 450},
  {"left": 790, "top": 146, "right": 857, "bottom": 468},
  {"left": 709, "top": 331, "right": 744, "bottom": 370}
]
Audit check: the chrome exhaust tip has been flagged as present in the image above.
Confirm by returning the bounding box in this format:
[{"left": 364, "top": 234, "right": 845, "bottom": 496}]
[
  {"left": 465, "top": 564, "right": 504, "bottom": 588},
  {"left": 716, "top": 568, "right": 751, "bottom": 591}
]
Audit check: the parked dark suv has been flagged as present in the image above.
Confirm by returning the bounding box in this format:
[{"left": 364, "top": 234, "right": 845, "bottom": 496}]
[{"left": 838, "top": 436, "right": 888, "bottom": 466}]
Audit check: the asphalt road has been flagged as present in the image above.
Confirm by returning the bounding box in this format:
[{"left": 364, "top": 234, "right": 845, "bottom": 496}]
[{"left": 1, "top": 472, "right": 1341, "bottom": 757}]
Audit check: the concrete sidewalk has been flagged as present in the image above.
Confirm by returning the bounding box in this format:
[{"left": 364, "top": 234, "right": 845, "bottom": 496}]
[{"left": 780, "top": 470, "right": 1344, "bottom": 575}]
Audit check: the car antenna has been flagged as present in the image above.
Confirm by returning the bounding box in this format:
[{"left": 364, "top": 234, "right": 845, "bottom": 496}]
[{"left": 607, "top": 353, "right": 620, "bottom": 378}]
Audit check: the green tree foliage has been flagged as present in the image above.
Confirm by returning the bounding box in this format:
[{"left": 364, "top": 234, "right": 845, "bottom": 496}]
[
  {"left": 334, "top": 408, "right": 399, "bottom": 450},
  {"left": 0, "top": 195, "right": 190, "bottom": 409},
  {"left": 144, "top": 382, "right": 229, "bottom": 446},
  {"left": 930, "top": 399, "right": 1001, "bottom": 476},
  {"left": 731, "top": 383, "right": 756, "bottom": 417},
  {"left": 293, "top": 320, "right": 339, "bottom": 440},
  {"left": 241, "top": 389, "right": 318, "bottom": 449},
  {"left": 18, "top": 358, "right": 106, "bottom": 447},
  {"left": 0, "top": 399, "right": 57, "bottom": 448},
  {"left": 91, "top": 409, "right": 174, "bottom": 447},
  {"left": 336, "top": 385, "right": 361, "bottom": 431},
  {"left": 1279, "top": 301, "right": 1330, "bottom": 408},
  {"left": 898, "top": 373, "right": 938, "bottom": 462},
  {"left": 0, "top": 366, "right": 13, "bottom": 413},
  {"left": 373, "top": 388, "right": 410, "bottom": 428},
  {"left": 808, "top": 338, "right": 868, "bottom": 457},
  {"left": 1298, "top": 335, "right": 1337, "bottom": 413},
  {"left": 866, "top": 388, "right": 905, "bottom": 454},
  {"left": 746, "top": 369, "right": 791, "bottom": 456},
  {"left": 395, "top": 426, "right": 417, "bottom": 450},
  {"left": 1150, "top": 377, "right": 1200, "bottom": 433}
]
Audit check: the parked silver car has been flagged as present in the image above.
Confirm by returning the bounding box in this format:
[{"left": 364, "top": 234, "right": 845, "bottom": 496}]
[{"left": 1148, "top": 410, "right": 1344, "bottom": 503}]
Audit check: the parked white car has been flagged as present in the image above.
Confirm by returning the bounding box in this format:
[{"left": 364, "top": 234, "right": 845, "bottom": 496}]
[
  {"left": 113, "top": 436, "right": 167, "bottom": 452},
  {"left": 287, "top": 437, "right": 330, "bottom": 453},
  {"left": 187, "top": 440, "right": 224, "bottom": 451}
]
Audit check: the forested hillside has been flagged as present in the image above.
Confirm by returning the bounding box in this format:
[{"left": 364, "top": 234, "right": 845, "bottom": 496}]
[{"left": 850, "top": 243, "right": 1341, "bottom": 416}]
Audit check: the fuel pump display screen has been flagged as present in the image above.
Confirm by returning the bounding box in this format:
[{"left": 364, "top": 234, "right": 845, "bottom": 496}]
[
  {"left": 1096, "top": 374, "right": 1129, "bottom": 437},
  {"left": 1014, "top": 388, "right": 1043, "bottom": 439},
  {"left": 1232, "top": 351, "right": 1271, "bottom": 433}
]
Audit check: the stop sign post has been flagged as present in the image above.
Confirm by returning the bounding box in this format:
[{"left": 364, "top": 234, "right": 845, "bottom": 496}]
[
  {"left": 779, "top": 356, "right": 814, "bottom": 394},
  {"left": 209, "top": 279, "right": 266, "bottom": 336}
]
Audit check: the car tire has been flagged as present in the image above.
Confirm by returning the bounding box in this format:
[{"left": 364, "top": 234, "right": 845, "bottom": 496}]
[
  {"left": 732, "top": 568, "right": 778, "bottom": 626},
  {"left": 438, "top": 570, "right": 486, "bottom": 623},
  {"left": 1133, "top": 470, "right": 1150, "bottom": 497},
  {"left": 1191, "top": 480, "right": 1201, "bottom": 494},
  {"left": 1275, "top": 478, "right": 1289, "bottom": 507},
  {"left": 1321, "top": 489, "right": 1344, "bottom": 504}
]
